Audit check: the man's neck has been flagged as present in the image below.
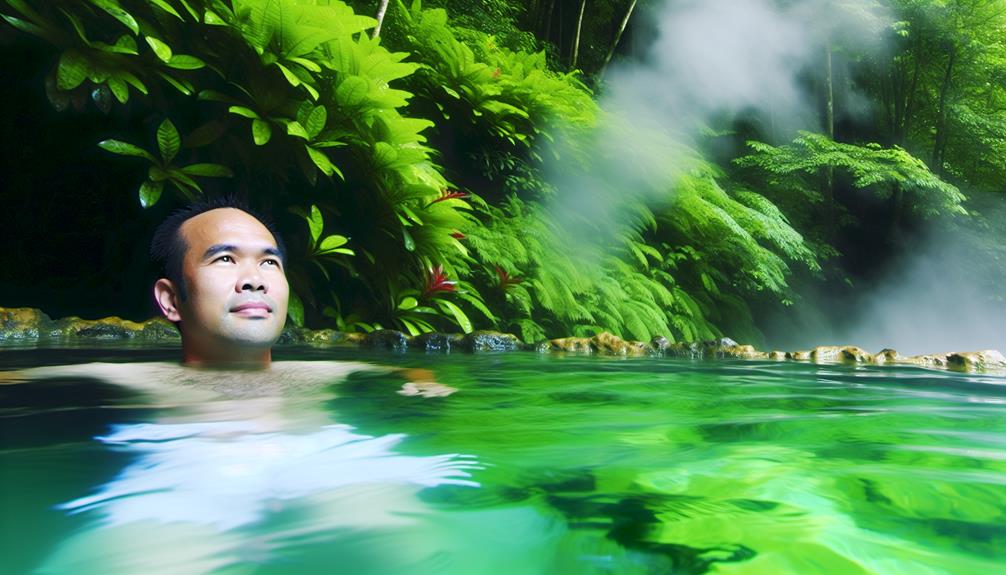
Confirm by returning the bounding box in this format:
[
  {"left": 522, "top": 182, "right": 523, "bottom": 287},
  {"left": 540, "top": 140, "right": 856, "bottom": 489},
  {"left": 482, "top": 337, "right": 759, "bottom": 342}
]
[{"left": 181, "top": 341, "right": 273, "bottom": 370}]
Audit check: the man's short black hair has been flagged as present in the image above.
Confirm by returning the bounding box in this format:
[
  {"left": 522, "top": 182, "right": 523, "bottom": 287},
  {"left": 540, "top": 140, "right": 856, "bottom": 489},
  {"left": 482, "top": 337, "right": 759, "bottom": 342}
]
[{"left": 150, "top": 196, "right": 287, "bottom": 301}]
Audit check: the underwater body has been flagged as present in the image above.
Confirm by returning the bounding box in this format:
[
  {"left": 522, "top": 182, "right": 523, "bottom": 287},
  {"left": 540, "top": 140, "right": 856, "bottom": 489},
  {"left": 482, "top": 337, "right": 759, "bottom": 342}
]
[{"left": 2, "top": 345, "right": 1004, "bottom": 574}]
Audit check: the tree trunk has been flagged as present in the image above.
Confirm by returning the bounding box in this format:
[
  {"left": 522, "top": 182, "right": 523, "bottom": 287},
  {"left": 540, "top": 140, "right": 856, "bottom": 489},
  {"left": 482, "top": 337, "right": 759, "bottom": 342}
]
[
  {"left": 822, "top": 43, "right": 835, "bottom": 241},
  {"left": 932, "top": 44, "right": 955, "bottom": 175},
  {"left": 372, "top": 0, "right": 389, "bottom": 39},
  {"left": 540, "top": 0, "right": 555, "bottom": 41},
  {"left": 599, "top": 0, "right": 636, "bottom": 77},
  {"left": 571, "top": 0, "right": 587, "bottom": 68}
]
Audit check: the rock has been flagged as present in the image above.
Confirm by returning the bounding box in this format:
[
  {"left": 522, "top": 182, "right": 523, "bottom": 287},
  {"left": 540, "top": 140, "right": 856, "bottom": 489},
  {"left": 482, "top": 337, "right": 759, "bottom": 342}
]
[
  {"left": 665, "top": 342, "right": 703, "bottom": 359},
  {"left": 946, "top": 350, "right": 1006, "bottom": 372},
  {"left": 787, "top": 350, "right": 812, "bottom": 361},
  {"left": 768, "top": 350, "right": 787, "bottom": 360},
  {"left": 362, "top": 329, "right": 409, "bottom": 352},
  {"left": 343, "top": 332, "right": 367, "bottom": 345},
  {"left": 0, "top": 307, "right": 55, "bottom": 339},
  {"left": 276, "top": 326, "right": 306, "bottom": 344},
  {"left": 301, "top": 328, "right": 356, "bottom": 346},
  {"left": 714, "top": 344, "right": 768, "bottom": 360},
  {"left": 592, "top": 332, "right": 650, "bottom": 356},
  {"left": 57, "top": 316, "right": 149, "bottom": 339},
  {"left": 650, "top": 335, "right": 671, "bottom": 354},
  {"left": 140, "top": 318, "right": 180, "bottom": 340},
  {"left": 545, "top": 332, "right": 652, "bottom": 356},
  {"left": 873, "top": 348, "right": 899, "bottom": 364},
  {"left": 548, "top": 337, "right": 594, "bottom": 353},
  {"left": 461, "top": 331, "right": 521, "bottom": 352},
  {"left": 413, "top": 332, "right": 463, "bottom": 352},
  {"left": 808, "top": 346, "right": 873, "bottom": 363},
  {"left": 904, "top": 353, "right": 950, "bottom": 368}
]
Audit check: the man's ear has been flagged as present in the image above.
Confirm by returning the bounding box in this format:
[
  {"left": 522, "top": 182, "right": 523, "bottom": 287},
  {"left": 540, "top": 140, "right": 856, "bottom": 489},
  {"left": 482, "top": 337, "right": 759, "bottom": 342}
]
[{"left": 154, "top": 279, "right": 182, "bottom": 322}]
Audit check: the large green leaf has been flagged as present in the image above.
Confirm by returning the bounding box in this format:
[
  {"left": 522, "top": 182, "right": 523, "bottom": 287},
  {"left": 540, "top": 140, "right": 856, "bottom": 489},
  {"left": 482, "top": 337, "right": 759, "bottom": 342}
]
[
  {"left": 305, "top": 146, "right": 336, "bottom": 176},
  {"left": 148, "top": 0, "right": 182, "bottom": 20},
  {"left": 436, "top": 299, "right": 473, "bottom": 333},
  {"left": 335, "top": 76, "right": 368, "bottom": 107},
  {"left": 156, "top": 118, "right": 181, "bottom": 163},
  {"left": 180, "top": 163, "right": 233, "bottom": 177},
  {"left": 305, "top": 106, "right": 327, "bottom": 139},
  {"left": 166, "top": 55, "right": 205, "bottom": 70},
  {"left": 252, "top": 119, "right": 272, "bottom": 145},
  {"left": 57, "top": 50, "right": 88, "bottom": 90},
  {"left": 307, "top": 205, "right": 323, "bottom": 244},
  {"left": 138, "top": 180, "right": 163, "bottom": 208},
  {"left": 288, "top": 290, "right": 305, "bottom": 327},
  {"left": 89, "top": 0, "right": 139, "bottom": 34},
  {"left": 98, "top": 139, "right": 155, "bottom": 161},
  {"left": 145, "top": 36, "right": 173, "bottom": 62}
]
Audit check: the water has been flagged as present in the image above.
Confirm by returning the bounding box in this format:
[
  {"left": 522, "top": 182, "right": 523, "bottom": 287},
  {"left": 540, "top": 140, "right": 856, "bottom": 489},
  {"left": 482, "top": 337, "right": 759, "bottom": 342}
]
[{"left": 2, "top": 345, "right": 1005, "bottom": 574}]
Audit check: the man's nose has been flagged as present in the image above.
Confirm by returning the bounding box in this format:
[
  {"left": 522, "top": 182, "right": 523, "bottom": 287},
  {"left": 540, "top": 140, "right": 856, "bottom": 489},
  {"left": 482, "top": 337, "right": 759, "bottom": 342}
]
[{"left": 237, "top": 265, "right": 267, "bottom": 293}]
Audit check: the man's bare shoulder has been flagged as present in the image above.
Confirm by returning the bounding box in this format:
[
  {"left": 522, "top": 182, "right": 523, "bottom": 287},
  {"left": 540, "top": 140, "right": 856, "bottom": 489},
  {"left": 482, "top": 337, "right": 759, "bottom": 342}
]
[{"left": 0, "top": 359, "right": 454, "bottom": 398}]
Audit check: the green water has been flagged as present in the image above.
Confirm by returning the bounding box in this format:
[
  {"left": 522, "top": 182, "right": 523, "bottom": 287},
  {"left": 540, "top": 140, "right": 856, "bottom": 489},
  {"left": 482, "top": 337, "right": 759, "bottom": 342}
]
[{"left": 2, "top": 346, "right": 1005, "bottom": 574}]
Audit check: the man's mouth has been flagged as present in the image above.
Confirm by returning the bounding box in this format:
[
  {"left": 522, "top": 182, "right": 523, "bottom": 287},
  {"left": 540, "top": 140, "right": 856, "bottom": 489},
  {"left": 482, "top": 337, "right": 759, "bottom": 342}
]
[{"left": 230, "top": 302, "right": 272, "bottom": 317}]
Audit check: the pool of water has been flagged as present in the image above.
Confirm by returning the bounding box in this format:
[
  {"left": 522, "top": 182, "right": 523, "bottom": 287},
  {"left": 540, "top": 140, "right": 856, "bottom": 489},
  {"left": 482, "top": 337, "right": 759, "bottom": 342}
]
[{"left": 2, "top": 345, "right": 1005, "bottom": 574}]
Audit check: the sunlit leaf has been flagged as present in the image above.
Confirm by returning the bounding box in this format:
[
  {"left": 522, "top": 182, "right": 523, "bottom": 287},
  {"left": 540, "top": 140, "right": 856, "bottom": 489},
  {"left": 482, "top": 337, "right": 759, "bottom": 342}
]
[
  {"left": 90, "top": 0, "right": 139, "bottom": 34},
  {"left": 228, "top": 105, "right": 260, "bottom": 119},
  {"left": 57, "top": 50, "right": 88, "bottom": 90},
  {"left": 138, "top": 180, "right": 163, "bottom": 208},
  {"left": 156, "top": 118, "right": 180, "bottom": 163},
  {"left": 180, "top": 163, "right": 233, "bottom": 177},
  {"left": 307, "top": 205, "right": 324, "bottom": 245},
  {"left": 98, "top": 139, "right": 155, "bottom": 161},
  {"left": 148, "top": 0, "right": 182, "bottom": 20},
  {"left": 288, "top": 291, "right": 305, "bottom": 327},
  {"left": 436, "top": 299, "right": 473, "bottom": 333},
  {"left": 145, "top": 36, "right": 173, "bottom": 62},
  {"left": 166, "top": 55, "right": 205, "bottom": 70},
  {"left": 252, "top": 119, "right": 272, "bottom": 145}
]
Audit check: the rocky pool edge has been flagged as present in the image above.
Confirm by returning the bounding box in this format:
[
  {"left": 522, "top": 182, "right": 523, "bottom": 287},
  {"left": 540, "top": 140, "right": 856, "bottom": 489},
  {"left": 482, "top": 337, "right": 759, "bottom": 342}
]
[{"left": 2, "top": 307, "right": 1003, "bottom": 373}]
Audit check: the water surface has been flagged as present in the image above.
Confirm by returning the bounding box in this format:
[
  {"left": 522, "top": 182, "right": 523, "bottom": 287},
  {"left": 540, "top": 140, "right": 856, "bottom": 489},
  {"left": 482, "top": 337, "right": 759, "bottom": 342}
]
[{"left": 2, "top": 345, "right": 1004, "bottom": 574}]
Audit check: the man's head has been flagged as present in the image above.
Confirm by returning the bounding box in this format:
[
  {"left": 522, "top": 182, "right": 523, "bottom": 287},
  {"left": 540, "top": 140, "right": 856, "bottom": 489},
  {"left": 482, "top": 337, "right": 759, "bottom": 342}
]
[{"left": 151, "top": 198, "right": 289, "bottom": 367}]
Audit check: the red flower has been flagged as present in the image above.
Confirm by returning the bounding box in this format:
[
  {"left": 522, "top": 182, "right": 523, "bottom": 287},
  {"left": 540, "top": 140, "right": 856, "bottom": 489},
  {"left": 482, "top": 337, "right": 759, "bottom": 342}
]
[
  {"left": 495, "top": 265, "right": 523, "bottom": 290},
  {"left": 423, "top": 265, "right": 457, "bottom": 299},
  {"left": 450, "top": 231, "right": 466, "bottom": 240},
  {"left": 427, "top": 189, "right": 470, "bottom": 207},
  {"left": 492, "top": 68, "right": 502, "bottom": 79}
]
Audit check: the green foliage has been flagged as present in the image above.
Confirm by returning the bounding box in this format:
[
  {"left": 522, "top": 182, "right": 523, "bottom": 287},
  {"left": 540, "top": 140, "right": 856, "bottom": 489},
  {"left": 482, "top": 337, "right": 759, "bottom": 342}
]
[
  {"left": 2, "top": 0, "right": 486, "bottom": 334},
  {"left": 737, "top": 131, "right": 965, "bottom": 218}
]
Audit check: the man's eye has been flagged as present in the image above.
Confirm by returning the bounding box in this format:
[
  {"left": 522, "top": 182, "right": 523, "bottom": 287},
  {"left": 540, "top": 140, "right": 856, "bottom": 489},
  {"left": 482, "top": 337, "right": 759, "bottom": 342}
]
[
  {"left": 262, "top": 259, "right": 280, "bottom": 267},
  {"left": 215, "top": 255, "right": 234, "bottom": 263}
]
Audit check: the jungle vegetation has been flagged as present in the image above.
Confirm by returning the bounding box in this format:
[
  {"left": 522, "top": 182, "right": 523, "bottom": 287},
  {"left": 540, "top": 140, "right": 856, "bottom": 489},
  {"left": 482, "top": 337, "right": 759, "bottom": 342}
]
[{"left": 1, "top": 0, "right": 1003, "bottom": 346}]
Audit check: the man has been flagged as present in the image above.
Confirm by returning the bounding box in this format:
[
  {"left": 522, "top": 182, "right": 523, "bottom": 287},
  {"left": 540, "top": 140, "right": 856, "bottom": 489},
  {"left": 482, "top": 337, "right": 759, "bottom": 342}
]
[
  {"left": 150, "top": 199, "right": 290, "bottom": 368},
  {"left": 2, "top": 199, "right": 473, "bottom": 573},
  {"left": 1, "top": 197, "right": 452, "bottom": 395}
]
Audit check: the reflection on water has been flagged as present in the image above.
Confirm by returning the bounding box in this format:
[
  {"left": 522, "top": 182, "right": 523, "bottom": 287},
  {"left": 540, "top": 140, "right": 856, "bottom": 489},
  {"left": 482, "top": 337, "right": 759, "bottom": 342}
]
[
  {"left": 60, "top": 422, "right": 480, "bottom": 529},
  {"left": 3, "top": 349, "right": 1006, "bottom": 574}
]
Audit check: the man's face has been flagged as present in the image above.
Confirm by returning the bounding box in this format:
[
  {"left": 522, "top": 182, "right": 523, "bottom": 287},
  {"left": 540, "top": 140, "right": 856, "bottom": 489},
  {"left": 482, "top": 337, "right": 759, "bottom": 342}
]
[{"left": 173, "top": 208, "right": 289, "bottom": 353}]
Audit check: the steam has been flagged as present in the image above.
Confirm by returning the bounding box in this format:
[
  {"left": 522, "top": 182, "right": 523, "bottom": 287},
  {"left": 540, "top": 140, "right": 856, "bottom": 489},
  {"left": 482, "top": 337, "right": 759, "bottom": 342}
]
[
  {"left": 543, "top": 0, "right": 887, "bottom": 266},
  {"left": 766, "top": 205, "right": 1006, "bottom": 356}
]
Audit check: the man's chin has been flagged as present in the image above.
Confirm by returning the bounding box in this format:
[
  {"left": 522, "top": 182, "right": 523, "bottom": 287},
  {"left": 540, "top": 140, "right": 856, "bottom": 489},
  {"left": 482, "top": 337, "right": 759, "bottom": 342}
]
[{"left": 219, "top": 321, "right": 284, "bottom": 346}]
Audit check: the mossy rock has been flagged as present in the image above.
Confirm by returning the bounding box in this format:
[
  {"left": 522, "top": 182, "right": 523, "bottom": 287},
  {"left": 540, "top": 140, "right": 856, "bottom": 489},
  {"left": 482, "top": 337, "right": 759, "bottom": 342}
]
[
  {"left": 140, "top": 318, "right": 180, "bottom": 340},
  {"left": 413, "top": 332, "right": 463, "bottom": 352},
  {"left": 363, "top": 329, "right": 410, "bottom": 352},
  {"left": 461, "top": 331, "right": 520, "bottom": 352},
  {"left": 810, "top": 345, "right": 873, "bottom": 364},
  {"left": 873, "top": 348, "right": 899, "bottom": 364},
  {"left": 0, "top": 307, "right": 55, "bottom": 339},
  {"left": 946, "top": 350, "right": 1006, "bottom": 372},
  {"left": 56, "top": 316, "right": 149, "bottom": 339}
]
